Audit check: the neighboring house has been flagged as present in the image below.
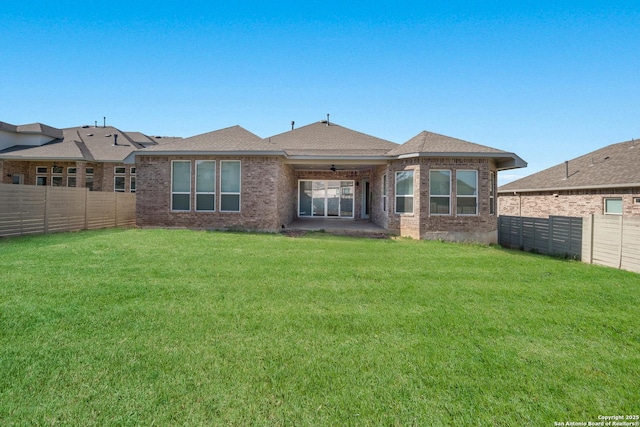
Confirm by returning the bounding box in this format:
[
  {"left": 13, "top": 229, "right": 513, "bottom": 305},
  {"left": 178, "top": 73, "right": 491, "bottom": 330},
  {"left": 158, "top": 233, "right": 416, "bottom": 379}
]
[
  {"left": 0, "top": 120, "right": 180, "bottom": 192},
  {"left": 498, "top": 138, "right": 640, "bottom": 218},
  {"left": 128, "top": 120, "right": 526, "bottom": 242}
]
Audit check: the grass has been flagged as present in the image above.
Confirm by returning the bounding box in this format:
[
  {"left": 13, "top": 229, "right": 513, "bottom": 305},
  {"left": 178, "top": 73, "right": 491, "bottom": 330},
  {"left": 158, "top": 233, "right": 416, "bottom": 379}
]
[{"left": 0, "top": 228, "right": 638, "bottom": 426}]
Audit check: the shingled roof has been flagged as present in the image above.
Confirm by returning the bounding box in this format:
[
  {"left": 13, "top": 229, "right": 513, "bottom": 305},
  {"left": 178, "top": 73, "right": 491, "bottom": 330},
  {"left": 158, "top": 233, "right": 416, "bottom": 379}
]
[
  {"left": 267, "top": 121, "right": 397, "bottom": 156},
  {"left": 137, "top": 125, "right": 273, "bottom": 154},
  {"left": 389, "top": 131, "right": 526, "bottom": 170},
  {"left": 499, "top": 139, "right": 640, "bottom": 192}
]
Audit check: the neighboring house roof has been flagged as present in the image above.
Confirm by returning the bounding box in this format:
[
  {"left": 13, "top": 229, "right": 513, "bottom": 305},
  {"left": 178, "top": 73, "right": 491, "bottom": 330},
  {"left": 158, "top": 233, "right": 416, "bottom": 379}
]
[
  {"left": 0, "top": 121, "right": 64, "bottom": 140},
  {"left": 389, "top": 131, "right": 526, "bottom": 170},
  {"left": 0, "top": 124, "right": 179, "bottom": 163},
  {"left": 499, "top": 139, "right": 640, "bottom": 193}
]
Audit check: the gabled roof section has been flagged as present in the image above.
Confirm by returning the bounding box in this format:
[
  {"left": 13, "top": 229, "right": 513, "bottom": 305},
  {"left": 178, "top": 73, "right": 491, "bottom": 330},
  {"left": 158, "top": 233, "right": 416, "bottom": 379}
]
[
  {"left": 267, "top": 121, "right": 398, "bottom": 157},
  {"left": 16, "top": 123, "right": 64, "bottom": 139},
  {"left": 389, "top": 131, "right": 527, "bottom": 170},
  {"left": 138, "top": 125, "right": 271, "bottom": 154},
  {"left": 499, "top": 139, "right": 640, "bottom": 192}
]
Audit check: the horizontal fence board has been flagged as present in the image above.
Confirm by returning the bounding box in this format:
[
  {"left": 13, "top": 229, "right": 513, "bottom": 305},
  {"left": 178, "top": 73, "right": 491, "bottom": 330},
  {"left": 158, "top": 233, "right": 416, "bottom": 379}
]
[
  {"left": 0, "top": 183, "right": 135, "bottom": 238},
  {"left": 498, "top": 215, "right": 582, "bottom": 259},
  {"left": 582, "top": 215, "right": 640, "bottom": 274}
]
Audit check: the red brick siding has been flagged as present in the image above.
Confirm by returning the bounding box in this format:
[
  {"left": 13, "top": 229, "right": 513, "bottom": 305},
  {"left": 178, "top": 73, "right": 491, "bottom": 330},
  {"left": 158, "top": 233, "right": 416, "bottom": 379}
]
[
  {"left": 136, "top": 156, "right": 281, "bottom": 231},
  {"left": 498, "top": 189, "right": 640, "bottom": 217}
]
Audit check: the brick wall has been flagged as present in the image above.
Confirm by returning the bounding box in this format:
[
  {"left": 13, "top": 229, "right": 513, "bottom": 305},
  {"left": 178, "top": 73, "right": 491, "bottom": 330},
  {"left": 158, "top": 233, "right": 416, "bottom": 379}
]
[
  {"left": 498, "top": 189, "right": 640, "bottom": 218},
  {"left": 387, "top": 158, "right": 498, "bottom": 242},
  {"left": 136, "top": 155, "right": 281, "bottom": 231}
]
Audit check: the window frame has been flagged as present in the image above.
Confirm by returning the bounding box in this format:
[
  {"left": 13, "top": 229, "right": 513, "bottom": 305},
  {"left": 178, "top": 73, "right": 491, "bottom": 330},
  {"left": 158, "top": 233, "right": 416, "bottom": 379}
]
[
  {"left": 456, "top": 169, "right": 478, "bottom": 216},
  {"left": 220, "top": 160, "right": 241, "bottom": 213},
  {"left": 429, "top": 169, "right": 451, "bottom": 216},
  {"left": 36, "top": 166, "right": 47, "bottom": 174},
  {"left": 114, "top": 166, "right": 126, "bottom": 175},
  {"left": 114, "top": 176, "right": 126, "bottom": 192},
  {"left": 195, "top": 160, "right": 216, "bottom": 212},
  {"left": 604, "top": 197, "right": 623, "bottom": 215},
  {"left": 394, "top": 170, "right": 414, "bottom": 214},
  {"left": 130, "top": 176, "right": 136, "bottom": 193},
  {"left": 382, "top": 174, "right": 387, "bottom": 212},
  {"left": 51, "top": 166, "right": 63, "bottom": 175},
  {"left": 171, "top": 160, "right": 192, "bottom": 212},
  {"left": 489, "top": 171, "right": 496, "bottom": 215}
]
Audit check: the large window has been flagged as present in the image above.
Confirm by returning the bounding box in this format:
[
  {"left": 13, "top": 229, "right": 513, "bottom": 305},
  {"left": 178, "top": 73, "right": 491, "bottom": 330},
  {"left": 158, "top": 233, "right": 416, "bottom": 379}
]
[
  {"left": 430, "top": 170, "right": 451, "bottom": 215},
  {"left": 172, "top": 160, "right": 191, "bottom": 211},
  {"left": 395, "top": 171, "right": 414, "bottom": 214},
  {"left": 114, "top": 177, "right": 126, "bottom": 192},
  {"left": 220, "top": 160, "right": 241, "bottom": 212},
  {"left": 86, "top": 167, "right": 94, "bottom": 191},
  {"left": 382, "top": 174, "right": 387, "bottom": 212},
  {"left": 604, "top": 198, "right": 623, "bottom": 215},
  {"left": 456, "top": 170, "right": 478, "bottom": 215},
  {"left": 196, "top": 160, "right": 216, "bottom": 211}
]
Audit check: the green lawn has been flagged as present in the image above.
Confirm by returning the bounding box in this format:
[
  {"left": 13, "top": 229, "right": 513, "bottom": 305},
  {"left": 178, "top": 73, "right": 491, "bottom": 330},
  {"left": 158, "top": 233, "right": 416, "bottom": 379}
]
[{"left": 1, "top": 228, "right": 638, "bottom": 426}]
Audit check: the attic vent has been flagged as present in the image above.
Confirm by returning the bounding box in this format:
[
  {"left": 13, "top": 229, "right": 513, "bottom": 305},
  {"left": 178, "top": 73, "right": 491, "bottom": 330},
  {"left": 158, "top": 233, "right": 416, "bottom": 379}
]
[
  {"left": 604, "top": 156, "right": 610, "bottom": 160},
  {"left": 87, "top": 133, "right": 94, "bottom": 136},
  {"left": 82, "top": 125, "right": 89, "bottom": 128},
  {"left": 154, "top": 136, "right": 162, "bottom": 139},
  {"left": 105, "top": 134, "right": 112, "bottom": 137}
]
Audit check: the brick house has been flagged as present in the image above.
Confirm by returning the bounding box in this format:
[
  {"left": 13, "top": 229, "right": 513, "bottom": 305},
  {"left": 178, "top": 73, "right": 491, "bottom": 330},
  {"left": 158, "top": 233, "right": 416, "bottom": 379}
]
[
  {"left": 0, "top": 120, "right": 179, "bottom": 192},
  {"left": 498, "top": 138, "right": 640, "bottom": 218},
  {"left": 129, "top": 121, "right": 526, "bottom": 242}
]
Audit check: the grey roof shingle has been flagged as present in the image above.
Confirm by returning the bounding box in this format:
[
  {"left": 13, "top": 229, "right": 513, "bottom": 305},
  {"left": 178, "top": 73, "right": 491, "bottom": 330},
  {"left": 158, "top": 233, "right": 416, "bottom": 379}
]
[
  {"left": 267, "top": 121, "right": 398, "bottom": 156},
  {"left": 498, "top": 139, "right": 640, "bottom": 192},
  {"left": 141, "top": 125, "right": 266, "bottom": 153},
  {"left": 388, "top": 131, "right": 507, "bottom": 156}
]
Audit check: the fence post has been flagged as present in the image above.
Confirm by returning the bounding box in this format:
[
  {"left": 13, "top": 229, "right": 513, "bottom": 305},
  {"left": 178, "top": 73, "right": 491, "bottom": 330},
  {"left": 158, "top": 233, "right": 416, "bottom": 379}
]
[{"left": 618, "top": 216, "right": 624, "bottom": 269}]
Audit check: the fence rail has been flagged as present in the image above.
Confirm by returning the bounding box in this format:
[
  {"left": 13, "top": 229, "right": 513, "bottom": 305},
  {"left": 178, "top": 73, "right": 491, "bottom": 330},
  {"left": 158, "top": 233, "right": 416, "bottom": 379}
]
[
  {"left": 0, "top": 184, "right": 135, "bottom": 238},
  {"left": 498, "top": 215, "right": 583, "bottom": 259}
]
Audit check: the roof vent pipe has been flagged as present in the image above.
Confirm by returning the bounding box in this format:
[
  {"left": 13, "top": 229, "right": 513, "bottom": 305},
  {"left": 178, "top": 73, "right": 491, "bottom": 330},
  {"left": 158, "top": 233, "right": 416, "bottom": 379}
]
[
  {"left": 113, "top": 134, "right": 118, "bottom": 146},
  {"left": 94, "top": 120, "right": 97, "bottom": 128},
  {"left": 291, "top": 121, "right": 295, "bottom": 130},
  {"left": 103, "top": 117, "right": 106, "bottom": 128},
  {"left": 326, "top": 114, "right": 330, "bottom": 126},
  {"left": 564, "top": 160, "right": 569, "bottom": 179}
]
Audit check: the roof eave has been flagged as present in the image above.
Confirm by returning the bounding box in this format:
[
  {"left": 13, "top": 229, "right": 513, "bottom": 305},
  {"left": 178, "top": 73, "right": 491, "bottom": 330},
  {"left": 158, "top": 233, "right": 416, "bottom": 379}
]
[
  {"left": 396, "top": 152, "right": 527, "bottom": 170},
  {"left": 498, "top": 182, "right": 640, "bottom": 194}
]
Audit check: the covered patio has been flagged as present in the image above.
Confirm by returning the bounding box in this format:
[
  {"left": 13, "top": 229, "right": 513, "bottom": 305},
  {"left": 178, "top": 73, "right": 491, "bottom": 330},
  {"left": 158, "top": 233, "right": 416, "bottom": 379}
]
[{"left": 284, "top": 217, "right": 393, "bottom": 237}]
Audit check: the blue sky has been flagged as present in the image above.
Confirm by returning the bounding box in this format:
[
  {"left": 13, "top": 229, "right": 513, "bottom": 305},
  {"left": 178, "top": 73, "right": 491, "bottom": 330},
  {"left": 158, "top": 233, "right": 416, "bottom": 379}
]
[{"left": 2, "top": 1, "right": 639, "bottom": 184}]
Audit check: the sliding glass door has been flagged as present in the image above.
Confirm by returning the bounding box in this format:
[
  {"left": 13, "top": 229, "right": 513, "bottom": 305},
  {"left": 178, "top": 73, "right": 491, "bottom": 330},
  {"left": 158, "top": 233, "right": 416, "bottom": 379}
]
[{"left": 298, "top": 180, "right": 354, "bottom": 218}]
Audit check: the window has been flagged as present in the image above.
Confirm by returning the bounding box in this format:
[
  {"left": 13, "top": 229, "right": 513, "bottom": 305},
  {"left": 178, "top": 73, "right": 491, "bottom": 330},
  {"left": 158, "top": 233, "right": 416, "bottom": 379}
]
[
  {"left": 114, "top": 176, "right": 126, "bottom": 192},
  {"left": 382, "top": 174, "right": 387, "bottom": 212},
  {"left": 85, "top": 167, "right": 94, "bottom": 191},
  {"left": 130, "top": 177, "right": 136, "bottom": 193},
  {"left": 67, "top": 167, "right": 77, "bottom": 187},
  {"left": 114, "top": 166, "right": 126, "bottom": 174},
  {"left": 634, "top": 197, "right": 640, "bottom": 205},
  {"left": 51, "top": 166, "right": 63, "bottom": 174},
  {"left": 130, "top": 167, "right": 136, "bottom": 174},
  {"left": 11, "top": 174, "right": 24, "bottom": 185},
  {"left": 36, "top": 176, "right": 47, "bottom": 186},
  {"left": 52, "top": 176, "right": 63, "bottom": 187},
  {"left": 490, "top": 171, "right": 496, "bottom": 215},
  {"left": 395, "top": 170, "right": 414, "bottom": 214},
  {"left": 220, "top": 160, "right": 241, "bottom": 212},
  {"left": 36, "top": 166, "right": 47, "bottom": 174},
  {"left": 456, "top": 170, "right": 478, "bottom": 215},
  {"left": 604, "top": 198, "right": 623, "bottom": 215},
  {"left": 196, "top": 160, "right": 215, "bottom": 211},
  {"left": 172, "top": 160, "right": 191, "bottom": 211},
  {"left": 430, "top": 170, "right": 451, "bottom": 215}
]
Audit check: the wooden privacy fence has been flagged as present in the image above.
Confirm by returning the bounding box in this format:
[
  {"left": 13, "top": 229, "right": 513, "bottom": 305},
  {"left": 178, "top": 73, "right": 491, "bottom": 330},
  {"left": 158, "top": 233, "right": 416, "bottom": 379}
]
[
  {"left": 582, "top": 215, "right": 640, "bottom": 274},
  {"left": 498, "top": 215, "right": 583, "bottom": 259},
  {"left": 0, "top": 184, "right": 135, "bottom": 238}
]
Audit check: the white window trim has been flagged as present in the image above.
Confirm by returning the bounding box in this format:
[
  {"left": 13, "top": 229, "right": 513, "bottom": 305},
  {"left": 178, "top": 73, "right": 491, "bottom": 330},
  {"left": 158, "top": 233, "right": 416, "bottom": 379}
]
[
  {"left": 382, "top": 174, "right": 387, "bottom": 212},
  {"left": 130, "top": 167, "right": 136, "bottom": 175},
  {"left": 114, "top": 166, "right": 126, "bottom": 175},
  {"left": 604, "top": 197, "right": 623, "bottom": 215},
  {"left": 220, "top": 160, "right": 241, "bottom": 213},
  {"left": 36, "top": 166, "right": 47, "bottom": 174},
  {"left": 394, "top": 170, "right": 414, "bottom": 215},
  {"left": 12, "top": 174, "right": 24, "bottom": 185},
  {"left": 130, "top": 176, "right": 136, "bottom": 193},
  {"left": 429, "top": 169, "right": 451, "bottom": 216},
  {"left": 51, "top": 166, "right": 63, "bottom": 175},
  {"left": 171, "top": 160, "right": 191, "bottom": 211},
  {"left": 456, "top": 169, "right": 478, "bottom": 216},
  {"left": 51, "top": 176, "right": 63, "bottom": 187},
  {"left": 67, "top": 176, "right": 77, "bottom": 187},
  {"left": 86, "top": 167, "right": 94, "bottom": 175},
  {"left": 67, "top": 167, "right": 77, "bottom": 175},
  {"left": 195, "top": 160, "right": 215, "bottom": 212},
  {"left": 114, "top": 176, "right": 126, "bottom": 192},
  {"left": 489, "top": 171, "right": 496, "bottom": 215}
]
